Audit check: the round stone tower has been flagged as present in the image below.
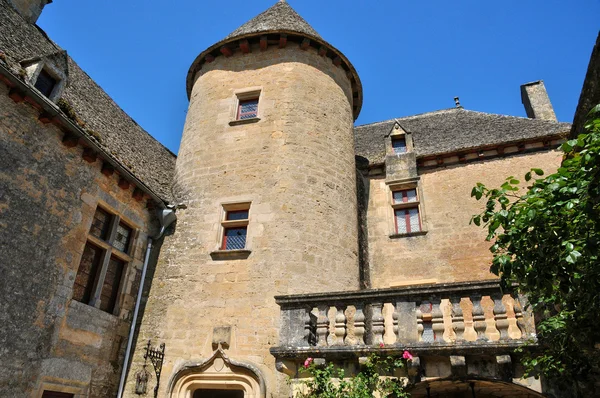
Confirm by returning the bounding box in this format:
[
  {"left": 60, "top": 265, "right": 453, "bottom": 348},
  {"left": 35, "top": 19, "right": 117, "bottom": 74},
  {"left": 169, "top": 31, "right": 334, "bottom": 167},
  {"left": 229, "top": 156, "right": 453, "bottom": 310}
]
[{"left": 127, "top": 2, "right": 363, "bottom": 397}]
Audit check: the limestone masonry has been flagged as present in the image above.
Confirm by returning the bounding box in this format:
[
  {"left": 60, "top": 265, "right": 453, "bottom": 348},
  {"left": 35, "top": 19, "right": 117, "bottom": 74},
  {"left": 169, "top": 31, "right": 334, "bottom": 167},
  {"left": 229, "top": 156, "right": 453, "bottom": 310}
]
[{"left": 0, "top": 0, "right": 593, "bottom": 397}]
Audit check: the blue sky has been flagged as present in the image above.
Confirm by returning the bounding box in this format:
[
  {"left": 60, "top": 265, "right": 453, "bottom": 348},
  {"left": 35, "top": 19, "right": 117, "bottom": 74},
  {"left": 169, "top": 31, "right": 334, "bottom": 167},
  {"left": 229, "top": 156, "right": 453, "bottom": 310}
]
[{"left": 38, "top": 1, "right": 599, "bottom": 154}]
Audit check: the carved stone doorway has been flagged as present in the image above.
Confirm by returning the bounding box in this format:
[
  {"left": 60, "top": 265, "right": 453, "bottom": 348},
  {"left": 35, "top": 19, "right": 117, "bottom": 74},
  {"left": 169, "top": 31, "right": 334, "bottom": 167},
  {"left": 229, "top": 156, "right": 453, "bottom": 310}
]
[{"left": 193, "top": 389, "right": 244, "bottom": 398}]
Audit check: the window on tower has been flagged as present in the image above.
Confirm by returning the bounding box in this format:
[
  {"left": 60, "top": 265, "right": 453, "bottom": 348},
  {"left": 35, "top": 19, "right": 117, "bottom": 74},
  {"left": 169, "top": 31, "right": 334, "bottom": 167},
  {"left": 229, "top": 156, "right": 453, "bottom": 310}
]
[
  {"left": 230, "top": 89, "right": 262, "bottom": 125},
  {"left": 220, "top": 204, "right": 251, "bottom": 251},
  {"left": 237, "top": 98, "right": 259, "bottom": 120}
]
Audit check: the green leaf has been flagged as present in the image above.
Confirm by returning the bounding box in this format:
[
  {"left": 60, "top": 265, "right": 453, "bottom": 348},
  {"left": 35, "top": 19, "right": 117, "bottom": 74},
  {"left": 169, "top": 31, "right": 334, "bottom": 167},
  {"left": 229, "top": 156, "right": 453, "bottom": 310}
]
[
  {"left": 532, "top": 168, "right": 544, "bottom": 176},
  {"left": 565, "top": 250, "right": 581, "bottom": 264}
]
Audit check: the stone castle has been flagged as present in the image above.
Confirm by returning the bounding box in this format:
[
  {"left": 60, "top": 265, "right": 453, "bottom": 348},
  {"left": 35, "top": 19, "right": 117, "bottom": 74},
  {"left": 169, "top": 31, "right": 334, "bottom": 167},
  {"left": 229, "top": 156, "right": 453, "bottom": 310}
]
[{"left": 1, "top": 0, "right": 596, "bottom": 397}]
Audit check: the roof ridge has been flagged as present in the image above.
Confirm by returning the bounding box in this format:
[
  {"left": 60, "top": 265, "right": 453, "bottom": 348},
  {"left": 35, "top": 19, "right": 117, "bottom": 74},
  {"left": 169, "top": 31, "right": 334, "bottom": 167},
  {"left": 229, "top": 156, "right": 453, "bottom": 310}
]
[
  {"left": 356, "top": 107, "right": 571, "bottom": 129},
  {"left": 355, "top": 108, "right": 459, "bottom": 128}
]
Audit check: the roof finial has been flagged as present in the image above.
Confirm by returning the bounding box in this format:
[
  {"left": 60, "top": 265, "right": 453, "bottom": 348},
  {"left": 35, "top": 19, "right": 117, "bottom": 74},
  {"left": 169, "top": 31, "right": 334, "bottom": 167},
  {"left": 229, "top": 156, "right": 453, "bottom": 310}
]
[
  {"left": 454, "top": 96, "right": 463, "bottom": 109},
  {"left": 279, "top": 0, "right": 286, "bottom": 3}
]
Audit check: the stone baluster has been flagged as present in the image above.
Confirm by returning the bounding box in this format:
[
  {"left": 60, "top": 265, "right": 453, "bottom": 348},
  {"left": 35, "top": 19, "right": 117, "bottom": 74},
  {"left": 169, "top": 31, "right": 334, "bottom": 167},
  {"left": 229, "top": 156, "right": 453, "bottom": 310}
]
[
  {"left": 316, "top": 305, "right": 329, "bottom": 347},
  {"left": 431, "top": 300, "right": 445, "bottom": 342},
  {"left": 302, "top": 308, "right": 312, "bottom": 346},
  {"left": 450, "top": 296, "right": 465, "bottom": 342},
  {"left": 370, "top": 303, "right": 385, "bottom": 345},
  {"left": 416, "top": 306, "right": 424, "bottom": 342},
  {"left": 513, "top": 296, "right": 526, "bottom": 339},
  {"left": 471, "top": 294, "right": 487, "bottom": 341},
  {"left": 493, "top": 295, "right": 509, "bottom": 340},
  {"left": 392, "top": 304, "right": 399, "bottom": 344},
  {"left": 328, "top": 306, "right": 346, "bottom": 345},
  {"left": 353, "top": 303, "right": 366, "bottom": 345}
]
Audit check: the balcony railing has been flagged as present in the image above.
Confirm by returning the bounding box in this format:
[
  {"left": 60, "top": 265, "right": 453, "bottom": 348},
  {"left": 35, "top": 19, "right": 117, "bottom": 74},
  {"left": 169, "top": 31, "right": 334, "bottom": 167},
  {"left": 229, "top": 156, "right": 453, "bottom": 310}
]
[{"left": 271, "top": 280, "right": 536, "bottom": 358}]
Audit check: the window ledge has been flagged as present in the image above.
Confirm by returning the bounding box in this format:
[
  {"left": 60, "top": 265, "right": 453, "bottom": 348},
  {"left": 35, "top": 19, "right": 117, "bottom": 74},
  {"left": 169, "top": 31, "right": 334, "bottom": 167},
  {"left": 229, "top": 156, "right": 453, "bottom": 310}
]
[
  {"left": 210, "top": 249, "right": 252, "bottom": 260},
  {"left": 229, "top": 117, "right": 261, "bottom": 126},
  {"left": 389, "top": 231, "right": 428, "bottom": 239}
]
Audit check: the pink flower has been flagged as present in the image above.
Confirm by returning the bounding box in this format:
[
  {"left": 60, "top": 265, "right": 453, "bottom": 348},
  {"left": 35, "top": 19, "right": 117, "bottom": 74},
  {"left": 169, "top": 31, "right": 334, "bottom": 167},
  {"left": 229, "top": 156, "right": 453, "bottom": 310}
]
[
  {"left": 402, "top": 350, "right": 413, "bottom": 361},
  {"left": 303, "top": 357, "right": 313, "bottom": 368},
  {"left": 379, "top": 342, "right": 385, "bottom": 348}
]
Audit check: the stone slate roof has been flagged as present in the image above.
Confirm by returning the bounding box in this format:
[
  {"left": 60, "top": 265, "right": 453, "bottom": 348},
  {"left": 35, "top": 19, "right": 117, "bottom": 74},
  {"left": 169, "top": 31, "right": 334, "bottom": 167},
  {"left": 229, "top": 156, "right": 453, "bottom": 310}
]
[
  {"left": 186, "top": 1, "right": 364, "bottom": 119},
  {"left": 0, "top": 0, "right": 176, "bottom": 201},
  {"left": 225, "top": 1, "right": 321, "bottom": 40},
  {"left": 355, "top": 108, "right": 571, "bottom": 165}
]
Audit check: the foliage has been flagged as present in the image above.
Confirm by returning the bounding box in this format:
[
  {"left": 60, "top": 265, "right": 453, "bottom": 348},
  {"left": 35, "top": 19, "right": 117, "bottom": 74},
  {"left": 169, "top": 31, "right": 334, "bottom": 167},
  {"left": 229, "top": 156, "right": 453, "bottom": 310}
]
[
  {"left": 295, "top": 352, "right": 412, "bottom": 398},
  {"left": 470, "top": 105, "right": 600, "bottom": 385}
]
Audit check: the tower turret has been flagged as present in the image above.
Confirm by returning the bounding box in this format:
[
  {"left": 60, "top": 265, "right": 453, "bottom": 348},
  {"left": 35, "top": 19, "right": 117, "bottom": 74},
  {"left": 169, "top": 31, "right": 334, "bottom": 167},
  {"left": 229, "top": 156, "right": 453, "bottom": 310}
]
[{"left": 127, "top": 2, "right": 363, "bottom": 396}]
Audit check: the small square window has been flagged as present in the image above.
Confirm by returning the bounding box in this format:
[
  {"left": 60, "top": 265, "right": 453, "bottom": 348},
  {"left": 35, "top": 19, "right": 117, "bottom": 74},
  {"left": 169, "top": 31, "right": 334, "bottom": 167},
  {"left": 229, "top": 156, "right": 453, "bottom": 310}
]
[
  {"left": 113, "top": 222, "right": 132, "bottom": 253},
  {"left": 223, "top": 227, "right": 248, "bottom": 250},
  {"left": 395, "top": 208, "right": 421, "bottom": 234},
  {"left": 391, "top": 136, "right": 407, "bottom": 154},
  {"left": 34, "top": 69, "right": 57, "bottom": 98},
  {"left": 220, "top": 205, "right": 250, "bottom": 251},
  {"left": 237, "top": 98, "right": 259, "bottom": 120},
  {"left": 90, "top": 207, "right": 111, "bottom": 240}
]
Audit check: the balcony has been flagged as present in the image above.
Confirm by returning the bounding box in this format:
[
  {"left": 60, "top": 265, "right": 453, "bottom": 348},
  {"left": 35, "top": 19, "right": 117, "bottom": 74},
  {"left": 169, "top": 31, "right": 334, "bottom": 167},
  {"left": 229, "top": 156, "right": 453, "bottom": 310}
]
[{"left": 271, "top": 280, "right": 536, "bottom": 362}]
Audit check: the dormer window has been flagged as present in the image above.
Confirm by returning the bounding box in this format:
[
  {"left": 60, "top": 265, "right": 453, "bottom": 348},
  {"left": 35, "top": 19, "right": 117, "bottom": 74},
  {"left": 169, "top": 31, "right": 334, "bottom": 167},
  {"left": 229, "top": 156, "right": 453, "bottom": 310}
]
[
  {"left": 20, "top": 52, "right": 68, "bottom": 102},
  {"left": 391, "top": 136, "right": 407, "bottom": 154},
  {"left": 34, "top": 68, "right": 57, "bottom": 97}
]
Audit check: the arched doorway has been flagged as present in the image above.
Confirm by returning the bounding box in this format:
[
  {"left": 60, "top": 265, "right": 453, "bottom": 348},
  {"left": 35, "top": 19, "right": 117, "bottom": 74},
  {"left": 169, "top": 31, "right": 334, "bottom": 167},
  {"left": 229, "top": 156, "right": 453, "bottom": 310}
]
[
  {"left": 410, "top": 379, "right": 546, "bottom": 398},
  {"left": 168, "top": 348, "right": 266, "bottom": 398},
  {"left": 193, "top": 389, "right": 244, "bottom": 398}
]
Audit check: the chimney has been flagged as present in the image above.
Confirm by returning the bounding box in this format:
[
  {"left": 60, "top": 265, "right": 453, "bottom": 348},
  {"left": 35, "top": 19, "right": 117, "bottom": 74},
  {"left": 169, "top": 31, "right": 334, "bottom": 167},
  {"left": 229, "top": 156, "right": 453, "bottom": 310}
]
[
  {"left": 8, "top": 0, "right": 52, "bottom": 24},
  {"left": 520, "top": 80, "right": 557, "bottom": 121}
]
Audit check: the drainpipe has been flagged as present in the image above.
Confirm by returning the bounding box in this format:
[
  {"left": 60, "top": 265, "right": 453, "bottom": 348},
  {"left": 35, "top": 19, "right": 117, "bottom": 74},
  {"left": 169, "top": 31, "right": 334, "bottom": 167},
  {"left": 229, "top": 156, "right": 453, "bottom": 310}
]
[{"left": 117, "top": 205, "right": 183, "bottom": 398}]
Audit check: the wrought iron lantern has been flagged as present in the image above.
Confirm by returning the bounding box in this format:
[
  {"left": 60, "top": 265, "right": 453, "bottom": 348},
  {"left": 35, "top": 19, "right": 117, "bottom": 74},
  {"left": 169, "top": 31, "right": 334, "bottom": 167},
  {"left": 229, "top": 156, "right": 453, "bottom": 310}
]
[{"left": 135, "top": 366, "right": 149, "bottom": 395}]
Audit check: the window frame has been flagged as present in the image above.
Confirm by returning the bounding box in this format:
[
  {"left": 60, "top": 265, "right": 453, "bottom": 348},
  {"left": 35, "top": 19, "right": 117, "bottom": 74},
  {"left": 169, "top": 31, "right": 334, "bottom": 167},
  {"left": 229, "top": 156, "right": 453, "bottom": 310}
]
[
  {"left": 219, "top": 203, "right": 251, "bottom": 251},
  {"left": 22, "top": 60, "right": 66, "bottom": 102},
  {"left": 391, "top": 136, "right": 407, "bottom": 154},
  {"left": 388, "top": 180, "right": 427, "bottom": 238},
  {"left": 72, "top": 203, "right": 138, "bottom": 315},
  {"left": 236, "top": 98, "right": 259, "bottom": 121},
  {"left": 229, "top": 88, "right": 262, "bottom": 126}
]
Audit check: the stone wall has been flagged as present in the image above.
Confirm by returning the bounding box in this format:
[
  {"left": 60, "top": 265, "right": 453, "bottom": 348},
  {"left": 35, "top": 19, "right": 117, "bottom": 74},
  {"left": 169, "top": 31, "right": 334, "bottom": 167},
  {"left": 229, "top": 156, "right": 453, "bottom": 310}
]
[
  {"left": 125, "top": 43, "right": 359, "bottom": 397},
  {"left": 0, "top": 81, "right": 156, "bottom": 397},
  {"left": 366, "top": 150, "right": 563, "bottom": 288}
]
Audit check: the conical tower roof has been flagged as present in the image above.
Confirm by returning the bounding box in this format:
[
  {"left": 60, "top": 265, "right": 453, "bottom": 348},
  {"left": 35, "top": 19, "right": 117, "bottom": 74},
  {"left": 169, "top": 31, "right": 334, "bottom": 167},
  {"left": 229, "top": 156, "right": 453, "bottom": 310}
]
[
  {"left": 224, "top": 1, "right": 321, "bottom": 40},
  {"left": 186, "top": 1, "right": 363, "bottom": 119}
]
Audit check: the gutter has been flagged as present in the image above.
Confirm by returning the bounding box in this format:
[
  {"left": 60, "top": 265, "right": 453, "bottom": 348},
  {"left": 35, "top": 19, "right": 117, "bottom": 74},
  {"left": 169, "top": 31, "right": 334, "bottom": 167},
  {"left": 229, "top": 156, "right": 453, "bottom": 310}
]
[
  {"left": 0, "top": 61, "right": 167, "bottom": 207},
  {"left": 117, "top": 206, "right": 183, "bottom": 398}
]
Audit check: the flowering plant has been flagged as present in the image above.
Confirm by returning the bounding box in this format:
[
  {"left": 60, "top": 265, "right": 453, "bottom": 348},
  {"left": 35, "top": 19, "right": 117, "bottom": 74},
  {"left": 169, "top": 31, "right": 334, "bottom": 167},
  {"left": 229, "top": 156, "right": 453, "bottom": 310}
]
[{"left": 295, "top": 351, "right": 413, "bottom": 397}]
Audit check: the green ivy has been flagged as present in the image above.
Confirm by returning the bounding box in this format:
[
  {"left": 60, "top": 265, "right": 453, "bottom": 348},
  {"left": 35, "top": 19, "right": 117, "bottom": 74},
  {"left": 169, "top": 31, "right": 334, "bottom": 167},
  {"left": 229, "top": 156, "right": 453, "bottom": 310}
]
[
  {"left": 294, "top": 353, "right": 412, "bottom": 398},
  {"left": 471, "top": 104, "right": 600, "bottom": 390}
]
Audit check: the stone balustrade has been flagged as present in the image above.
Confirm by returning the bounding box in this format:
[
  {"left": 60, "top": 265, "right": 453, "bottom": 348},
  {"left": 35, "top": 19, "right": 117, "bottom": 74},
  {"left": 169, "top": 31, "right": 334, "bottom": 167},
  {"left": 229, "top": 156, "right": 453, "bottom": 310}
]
[{"left": 272, "top": 280, "right": 536, "bottom": 357}]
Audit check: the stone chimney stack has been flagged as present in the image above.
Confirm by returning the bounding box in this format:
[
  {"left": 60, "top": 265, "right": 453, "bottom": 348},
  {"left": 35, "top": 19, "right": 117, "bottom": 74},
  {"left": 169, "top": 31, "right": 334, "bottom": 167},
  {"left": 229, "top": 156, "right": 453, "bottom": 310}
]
[
  {"left": 8, "top": 0, "right": 52, "bottom": 24},
  {"left": 520, "top": 80, "right": 557, "bottom": 121}
]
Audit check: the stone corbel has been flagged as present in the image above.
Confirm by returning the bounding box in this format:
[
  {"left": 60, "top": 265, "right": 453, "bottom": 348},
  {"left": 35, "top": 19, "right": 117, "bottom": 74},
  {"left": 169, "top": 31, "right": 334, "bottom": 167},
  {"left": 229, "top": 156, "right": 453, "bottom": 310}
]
[
  {"left": 450, "top": 355, "right": 467, "bottom": 378},
  {"left": 496, "top": 354, "right": 513, "bottom": 381}
]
